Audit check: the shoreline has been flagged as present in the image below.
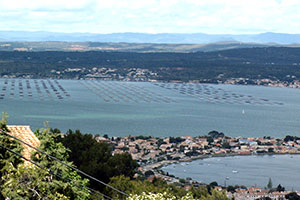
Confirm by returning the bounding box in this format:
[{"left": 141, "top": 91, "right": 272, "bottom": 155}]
[
  {"left": 1, "top": 77, "right": 299, "bottom": 90},
  {"left": 141, "top": 152, "right": 300, "bottom": 186},
  {"left": 143, "top": 152, "right": 300, "bottom": 171}
]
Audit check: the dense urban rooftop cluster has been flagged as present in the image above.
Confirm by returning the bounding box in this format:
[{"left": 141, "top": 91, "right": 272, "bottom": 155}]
[{"left": 96, "top": 132, "right": 300, "bottom": 167}]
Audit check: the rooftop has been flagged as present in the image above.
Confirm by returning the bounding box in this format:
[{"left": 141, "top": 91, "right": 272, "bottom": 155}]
[{"left": 6, "top": 125, "right": 40, "bottom": 162}]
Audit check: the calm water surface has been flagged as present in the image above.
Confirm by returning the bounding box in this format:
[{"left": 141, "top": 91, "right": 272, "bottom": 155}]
[
  {"left": 1, "top": 79, "right": 300, "bottom": 137},
  {"left": 161, "top": 154, "right": 300, "bottom": 190}
]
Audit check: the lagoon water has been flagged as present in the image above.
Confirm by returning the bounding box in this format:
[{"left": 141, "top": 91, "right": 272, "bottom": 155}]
[
  {"left": 161, "top": 154, "right": 300, "bottom": 190},
  {"left": 1, "top": 78, "right": 300, "bottom": 137}
]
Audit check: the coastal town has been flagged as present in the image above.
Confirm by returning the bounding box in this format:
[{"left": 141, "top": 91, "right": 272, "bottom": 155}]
[
  {"left": 50, "top": 67, "right": 300, "bottom": 90},
  {"left": 49, "top": 67, "right": 159, "bottom": 82},
  {"left": 2, "top": 64, "right": 300, "bottom": 90},
  {"left": 98, "top": 131, "right": 300, "bottom": 168},
  {"left": 94, "top": 131, "right": 300, "bottom": 199},
  {"left": 50, "top": 66, "right": 300, "bottom": 89}
]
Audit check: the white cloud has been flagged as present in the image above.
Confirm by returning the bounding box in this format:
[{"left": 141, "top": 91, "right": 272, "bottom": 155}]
[{"left": 0, "top": 0, "right": 300, "bottom": 34}]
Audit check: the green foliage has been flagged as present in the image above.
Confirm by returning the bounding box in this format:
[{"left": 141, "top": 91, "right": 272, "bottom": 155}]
[
  {"left": 209, "top": 181, "right": 218, "bottom": 187},
  {"left": 108, "top": 153, "right": 138, "bottom": 178},
  {"left": 222, "top": 142, "right": 231, "bottom": 149},
  {"left": 0, "top": 125, "right": 90, "bottom": 200},
  {"left": 226, "top": 185, "right": 235, "bottom": 193},
  {"left": 33, "top": 128, "right": 90, "bottom": 199},
  {"left": 1, "top": 164, "right": 70, "bottom": 200},
  {"left": 145, "top": 170, "right": 155, "bottom": 177},
  {"left": 0, "top": 113, "right": 24, "bottom": 200},
  {"left": 285, "top": 192, "right": 300, "bottom": 200},
  {"left": 276, "top": 184, "right": 285, "bottom": 192},
  {"left": 60, "top": 129, "right": 138, "bottom": 192},
  {"left": 106, "top": 175, "right": 133, "bottom": 200},
  {"left": 284, "top": 135, "right": 300, "bottom": 143},
  {"left": 106, "top": 176, "right": 229, "bottom": 200},
  {"left": 0, "top": 111, "right": 9, "bottom": 131},
  {"left": 208, "top": 131, "right": 224, "bottom": 138},
  {"left": 267, "top": 178, "right": 273, "bottom": 189},
  {"left": 0, "top": 112, "right": 23, "bottom": 176},
  {"left": 169, "top": 137, "right": 185, "bottom": 144},
  {"left": 127, "top": 192, "right": 192, "bottom": 200},
  {"left": 206, "top": 137, "right": 214, "bottom": 144},
  {"left": 136, "top": 135, "right": 152, "bottom": 140}
]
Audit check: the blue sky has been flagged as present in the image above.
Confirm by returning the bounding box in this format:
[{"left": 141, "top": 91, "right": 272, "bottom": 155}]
[{"left": 1, "top": 0, "right": 300, "bottom": 34}]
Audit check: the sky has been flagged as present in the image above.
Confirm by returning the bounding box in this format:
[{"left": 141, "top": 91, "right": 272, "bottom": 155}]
[{"left": 1, "top": 0, "right": 300, "bottom": 34}]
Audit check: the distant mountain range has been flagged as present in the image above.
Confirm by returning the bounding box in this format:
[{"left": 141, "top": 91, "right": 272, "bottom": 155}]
[{"left": 1, "top": 31, "right": 300, "bottom": 44}]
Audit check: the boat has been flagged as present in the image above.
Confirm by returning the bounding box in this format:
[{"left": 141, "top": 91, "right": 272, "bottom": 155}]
[{"left": 232, "top": 170, "right": 238, "bottom": 174}]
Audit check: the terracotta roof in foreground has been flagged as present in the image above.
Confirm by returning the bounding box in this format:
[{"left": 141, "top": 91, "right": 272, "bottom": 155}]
[{"left": 6, "top": 125, "right": 40, "bottom": 162}]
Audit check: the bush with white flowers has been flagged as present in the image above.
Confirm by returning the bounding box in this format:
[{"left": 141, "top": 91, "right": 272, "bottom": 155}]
[{"left": 127, "top": 192, "right": 197, "bottom": 200}]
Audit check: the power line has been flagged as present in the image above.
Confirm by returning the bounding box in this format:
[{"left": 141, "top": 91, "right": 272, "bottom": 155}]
[
  {"left": 0, "top": 128, "right": 128, "bottom": 197},
  {"left": 0, "top": 143, "right": 112, "bottom": 200},
  {"left": 0, "top": 128, "right": 129, "bottom": 197}
]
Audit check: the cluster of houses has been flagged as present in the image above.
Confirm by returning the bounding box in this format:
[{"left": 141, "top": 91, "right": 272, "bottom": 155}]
[
  {"left": 225, "top": 77, "right": 300, "bottom": 89},
  {"left": 226, "top": 186, "right": 299, "bottom": 200},
  {"left": 50, "top": 67, "right": 159, "bottom": 81},
  {"left": 95, "top": 134, "right": 300, "bottom": 166}
]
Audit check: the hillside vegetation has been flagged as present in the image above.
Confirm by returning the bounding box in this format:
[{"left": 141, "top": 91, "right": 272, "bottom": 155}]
[{"left": 0, "top": 47, "right": 300, "bottom": 83}]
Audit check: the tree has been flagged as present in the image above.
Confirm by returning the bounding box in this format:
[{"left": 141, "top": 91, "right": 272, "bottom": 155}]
[
  {"left": 108, "top": 153, "right": 138, "bottom": 178},
  {"left": 0, "top": 112, "right": 9, "bottom": 131},
  {"left": 208, "top": 130, "right": 224, "bottom": 138},
  {"left": 260, "top": 197, "right": 272, "bottom": 200},
  {"left": 284, "top": 135, "right": 295, "bottom": 142},
  {"left": 207, "top": 137, "right": 214, "bottom": 144},
  {"left": 267, "top": 178, "right": 273, "bottom": 189},
  {"left": 227, "top": 185, "right": 236, "bottom": 193},
  {"left": 169, "top": 137, "right": 185, "bottom": 144},
  {"left": 1, "top": 164, "right": 71, "bottom": 199},
  {"left": 60, "top": 129, "right": 138, "bottom": 192},
  {"left": 209, "top": 181, "right": 218, "bottom": 187},
  {"left": 103, "top": 134, "right": 109, "bottom": 139},
  {"left": 285, "top": 192, "right": 300, "bottom": 200},
  {"left": 276, "top": 184, "right": 285, "bottom": 192},
  {"left": 145, "top": 170, "right": 155, "bottom": 177},
  {"left": 222, "top": 142, "right": 231, "bottom": 149},
  {"left": 0, "top": 115, "right": 23, "bottom": 175},
  {"left": 106, "top": 175, "right": 133, "bottom": 200},
  {"left": 0, "top": 112, "right": 24, "bottom": 199},
  {"left": 0, "top": 126, "right": 90, "bottom": 200}
]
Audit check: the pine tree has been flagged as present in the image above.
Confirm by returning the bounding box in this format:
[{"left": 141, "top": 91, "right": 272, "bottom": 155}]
[{"left": 267, "top": 178, "right": 273, "bottom": 189}]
